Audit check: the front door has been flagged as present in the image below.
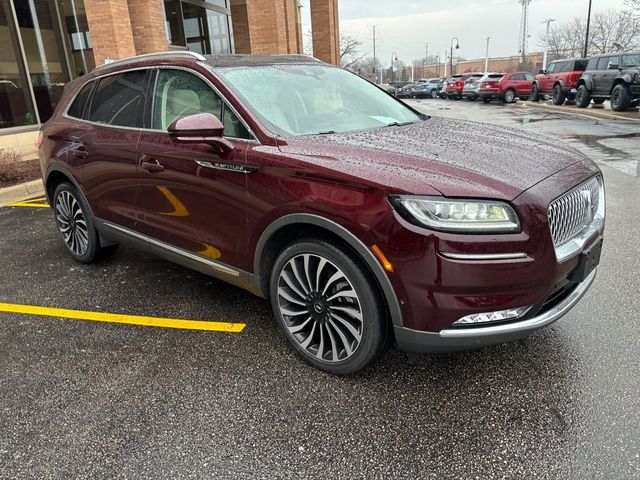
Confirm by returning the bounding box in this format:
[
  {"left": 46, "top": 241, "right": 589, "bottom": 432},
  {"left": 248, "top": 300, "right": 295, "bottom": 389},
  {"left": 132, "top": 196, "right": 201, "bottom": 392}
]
[{"left": 134, "top": 68, "right": 254, "bottom": 269}]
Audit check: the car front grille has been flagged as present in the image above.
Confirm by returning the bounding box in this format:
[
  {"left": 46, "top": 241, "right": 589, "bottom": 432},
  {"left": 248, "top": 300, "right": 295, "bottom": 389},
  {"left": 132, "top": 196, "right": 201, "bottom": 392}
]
[{"left": 547, "top": 176, "right": 604, "bottom": 261}]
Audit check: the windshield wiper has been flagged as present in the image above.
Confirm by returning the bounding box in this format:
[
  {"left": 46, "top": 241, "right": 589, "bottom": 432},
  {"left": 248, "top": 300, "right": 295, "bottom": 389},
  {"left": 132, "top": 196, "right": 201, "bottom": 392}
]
[
  {"left": 318, "top": 130, "right": 337, "bottom": 135},
  {"left": 386, "top": 121, "right": 416, "bottom": 127}
]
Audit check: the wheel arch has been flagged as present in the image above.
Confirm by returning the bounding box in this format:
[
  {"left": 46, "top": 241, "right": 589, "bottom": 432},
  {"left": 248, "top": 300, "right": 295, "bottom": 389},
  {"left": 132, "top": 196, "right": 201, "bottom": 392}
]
[
  {"left": 553, "top": 79, "right": 565, "bottom": 90},
  {"left": 254, "top": 214, "right": 404, "bottom": 328},
  {"left": 610, "top": 78, "right": 630, "bottom": 94},
  {"left": 577, "top": 76, "right": 593, "bottom": 91}
]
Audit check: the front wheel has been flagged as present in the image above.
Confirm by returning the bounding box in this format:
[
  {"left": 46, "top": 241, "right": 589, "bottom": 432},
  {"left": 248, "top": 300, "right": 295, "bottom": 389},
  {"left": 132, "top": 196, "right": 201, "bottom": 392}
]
[
  {"left": 430, "top": 89, "right": 439, "bottom": 99},
  {"left": 270, "top": 239, "right": 389, "bottom": 375},
  {"left": 53, "top": 182, "right": 118, "bottom": 263},
  {"left": 575, "top": 85, "right": 591, "bottom": 108},
  {"left": 611, "top": 84, "right": 632, "bottom": 111}
]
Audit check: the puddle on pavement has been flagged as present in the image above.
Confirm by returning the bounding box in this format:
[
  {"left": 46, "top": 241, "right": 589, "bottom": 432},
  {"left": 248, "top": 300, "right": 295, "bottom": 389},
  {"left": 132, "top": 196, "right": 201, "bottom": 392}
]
[{"left": 570, "top": 132, "right": 640, "bottom": 176}]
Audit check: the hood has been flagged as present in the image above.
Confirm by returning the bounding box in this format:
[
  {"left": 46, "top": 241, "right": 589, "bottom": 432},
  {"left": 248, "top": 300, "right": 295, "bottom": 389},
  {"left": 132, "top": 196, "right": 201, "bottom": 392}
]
[{"left": 277, "top": 117, "right": 590, "bottom": 200}]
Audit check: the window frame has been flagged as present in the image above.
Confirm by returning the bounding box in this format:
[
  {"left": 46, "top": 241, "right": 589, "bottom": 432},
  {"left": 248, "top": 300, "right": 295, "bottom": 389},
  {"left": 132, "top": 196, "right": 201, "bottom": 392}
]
[
  {"left": 62, "top": 65, "right": 257, "bottom": 142},
  {"left": 65, "top": 79, "right": 97, "bottom": 120}
]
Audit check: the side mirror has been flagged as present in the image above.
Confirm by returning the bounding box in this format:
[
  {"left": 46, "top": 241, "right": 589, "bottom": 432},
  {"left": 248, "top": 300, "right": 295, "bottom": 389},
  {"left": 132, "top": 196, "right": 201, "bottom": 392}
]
[
  {"left": 608, "top": 63, "right": 619, "bottom": 70},
  {"left": 168, "top": 113, "right": 234, "bottom": 153},
  {"left": 538, "top": 69, "right": 546, "bottom": 74}
]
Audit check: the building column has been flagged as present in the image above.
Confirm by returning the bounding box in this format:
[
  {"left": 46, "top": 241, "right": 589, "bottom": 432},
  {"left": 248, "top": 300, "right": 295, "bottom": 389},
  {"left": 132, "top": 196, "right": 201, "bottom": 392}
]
[
  {"left": 84, "top": 0, "right": 136, "bottom": 64},
  {"left": 310, "top": 0, "right": 339, "bottom": 65},
  {"left": 127, "top": 0, "right": 170, "bottom": 54},
  {"left": 230, "top": 0, "right": 302, "bottom": 55}
]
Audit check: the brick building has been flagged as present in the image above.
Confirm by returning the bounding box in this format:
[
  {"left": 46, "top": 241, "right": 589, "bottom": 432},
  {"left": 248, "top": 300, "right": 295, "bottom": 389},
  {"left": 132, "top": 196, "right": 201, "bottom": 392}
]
[{"left": 0, "top": 0, "right": 339, "bottom": 156}]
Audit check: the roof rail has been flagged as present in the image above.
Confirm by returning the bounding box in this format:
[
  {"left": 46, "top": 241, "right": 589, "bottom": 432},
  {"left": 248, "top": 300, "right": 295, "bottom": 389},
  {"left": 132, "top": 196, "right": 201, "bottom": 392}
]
[{"left": 93, "top": 51, "right": 205, "bottom": 72}]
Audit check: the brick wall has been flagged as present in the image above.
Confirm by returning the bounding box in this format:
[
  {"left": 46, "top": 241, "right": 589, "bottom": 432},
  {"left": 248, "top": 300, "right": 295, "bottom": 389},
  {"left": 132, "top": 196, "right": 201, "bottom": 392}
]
[
  {"left": 84, "top": 0, "right": 136, "bottom": 64},
  {"left": 310, "top": 0, "right": 339, "bottom": 65},
  {"left": 231, "top": 1, "right": 252, "bottom": 54},
  {"left": 128, "top": 0, "right": 169, "bottom": 54}
]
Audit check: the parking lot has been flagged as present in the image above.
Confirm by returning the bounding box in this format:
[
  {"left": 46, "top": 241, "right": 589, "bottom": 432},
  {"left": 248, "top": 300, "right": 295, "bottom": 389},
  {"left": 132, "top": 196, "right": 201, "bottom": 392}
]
[{"left": 1, "top": 101, "right": 639, "bottom": 479}]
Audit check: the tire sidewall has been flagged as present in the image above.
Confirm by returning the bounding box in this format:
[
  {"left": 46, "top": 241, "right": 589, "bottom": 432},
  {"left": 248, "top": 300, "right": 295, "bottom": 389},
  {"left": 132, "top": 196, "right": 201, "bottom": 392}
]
[
  {"left": 269, "top": 239, "right": 386, "bottom": 375},
  {"left": 53, "top": 182, "right": 99, "bottom": 263}
]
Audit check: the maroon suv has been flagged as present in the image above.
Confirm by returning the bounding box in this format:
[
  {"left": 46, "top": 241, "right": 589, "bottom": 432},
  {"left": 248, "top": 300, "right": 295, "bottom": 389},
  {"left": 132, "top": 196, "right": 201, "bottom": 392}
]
[{"left": 39, "top": 52, "right": 605, "bottom": 374}]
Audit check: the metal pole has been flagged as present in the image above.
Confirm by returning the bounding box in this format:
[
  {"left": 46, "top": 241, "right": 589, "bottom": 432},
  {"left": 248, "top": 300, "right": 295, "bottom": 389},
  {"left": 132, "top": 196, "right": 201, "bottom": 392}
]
[
  {"left": 484, "top": 37, "right": 491, "bottom": 74},
  {"left": 584, "top": 0, "right": 593, "bottom": 58},
  {"left": 542, "top": 18, "right": 555, "bottom": 71},
  {"left": 372, "top": 26, "right": 377, "bottom": 79}
]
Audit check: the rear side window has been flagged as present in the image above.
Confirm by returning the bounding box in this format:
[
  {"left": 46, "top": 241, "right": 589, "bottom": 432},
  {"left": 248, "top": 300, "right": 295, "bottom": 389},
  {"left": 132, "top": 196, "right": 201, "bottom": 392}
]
[
  {"left": 510, "top": 74, "right": 525, "bottom": 80},
  {"left": 67, "top": 82, "right": 94, "bottom": 119},
  {"left": 587, "top": 58, "right": 599, "bottom": 70},
  {"left": 524, "top": 73, "right": 534, "bottom": 81},
  {"left": 88, "top": 71, "right": 148, "bottom": 128},
  {"left": 573, "top": 59, "right": 587, "bottom": 71}
]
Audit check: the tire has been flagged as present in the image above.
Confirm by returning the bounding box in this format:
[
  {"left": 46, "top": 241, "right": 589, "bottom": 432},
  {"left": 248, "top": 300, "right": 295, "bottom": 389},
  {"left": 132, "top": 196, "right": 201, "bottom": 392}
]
[
  {"left": 482, "top": 97, "right": 492, "bottom": 104},
  {"left": 611, "top": 84, "right": 632, "bottom": 112},
  {"left": 52, "top": 182, "right": 118, "bottom": 263},
  {"left": 270, "top": 239, "right": 388, "bottom": 375},
  {"left": 503, "top": 89, "right": 516, "bottom": 103},
  {"left": 575, "top": 84, "right": 591, "bottom": 108},
  {"left": 430, "top": 89, "right": 439, "bottom": 99},
  {"left": 552, "top": 84, "right": 566, "bottom": 105},
  {"left": 593, "top": 98, "right": 606, "bottom": 105},
  {"left": 467, "top": 95, "right": 477, "bottom": 101},
  {"left": 531, "top": 83, "right": 541, "bottom": 102}
]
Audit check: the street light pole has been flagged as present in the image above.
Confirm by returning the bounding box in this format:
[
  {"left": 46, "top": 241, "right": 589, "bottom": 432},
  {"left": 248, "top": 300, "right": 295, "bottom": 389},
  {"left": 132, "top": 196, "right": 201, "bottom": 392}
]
[
  {"left": 391, "top": 52, "right": 398, "bottom": 83},
  {"left": 542, "top": 18, "right": 555, "bottom": 72},
  {"left": 484, "top": 37, "right": 491, "bottom": 74},
  {"left": 584, "top": 0, "right": 593, "bottom": 58},
  {"left": 450, "top": 37, "right": 460, "bottom": 76}
]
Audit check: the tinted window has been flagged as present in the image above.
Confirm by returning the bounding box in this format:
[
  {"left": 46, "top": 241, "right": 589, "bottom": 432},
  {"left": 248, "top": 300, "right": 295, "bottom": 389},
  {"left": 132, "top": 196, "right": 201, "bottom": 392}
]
[
  {"left": 573, "top": 59, "right": 588, "bottom": 71},
  {"left": 587, "top": 58, "right": 599, "bottom": 70},
  {"left": 547, "top": 63, "right": 557, "bottom": 74},
  {"left": 153, "top": 69, "right": 250, "bottom": 139},
  {"left": 67, "top": 82, "right": 93, "bottom": 119},
  {"left": 88, "top": 71, "right": 148, "bottom": 127},
  {"left": 510, "top": 74, "right": 525, "bottom": 80}
]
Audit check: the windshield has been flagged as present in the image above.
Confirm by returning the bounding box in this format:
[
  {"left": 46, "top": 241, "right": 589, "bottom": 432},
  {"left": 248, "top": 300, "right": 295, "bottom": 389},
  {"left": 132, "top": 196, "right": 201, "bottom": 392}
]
[
  {"left": 217, "top": 65, "right": 421, "bottom": 136},
  {"left": 622, "top": 54, "right": 640, "bottom": 67}
]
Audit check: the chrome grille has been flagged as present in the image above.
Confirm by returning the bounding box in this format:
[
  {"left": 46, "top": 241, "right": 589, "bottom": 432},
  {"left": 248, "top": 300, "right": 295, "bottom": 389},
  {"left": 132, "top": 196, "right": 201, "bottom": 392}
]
[{"left": 548, "top": 176, "right": 601, "bottom": 249}]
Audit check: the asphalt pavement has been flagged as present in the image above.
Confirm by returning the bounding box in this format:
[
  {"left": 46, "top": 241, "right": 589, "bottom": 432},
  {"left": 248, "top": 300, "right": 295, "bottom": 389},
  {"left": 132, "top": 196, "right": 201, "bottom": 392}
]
[{"left": 0, "top": 100, "right": 639, "bottom": 479}]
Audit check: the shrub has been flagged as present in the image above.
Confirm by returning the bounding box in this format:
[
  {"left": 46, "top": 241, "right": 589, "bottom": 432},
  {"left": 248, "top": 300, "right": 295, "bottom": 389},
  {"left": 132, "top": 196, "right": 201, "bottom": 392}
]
[{"left": 0, "top": 148, "right": 22, "bottom": 182}]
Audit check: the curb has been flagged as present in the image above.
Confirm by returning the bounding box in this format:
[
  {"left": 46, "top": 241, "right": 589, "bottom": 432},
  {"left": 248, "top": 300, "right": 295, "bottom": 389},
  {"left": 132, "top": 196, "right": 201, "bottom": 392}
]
[
  {"left": 0, "top": 179, "right": 45, "bottom": 207},
  {"left": 518, "top": 101, "right": 640, "bottom": 124}
]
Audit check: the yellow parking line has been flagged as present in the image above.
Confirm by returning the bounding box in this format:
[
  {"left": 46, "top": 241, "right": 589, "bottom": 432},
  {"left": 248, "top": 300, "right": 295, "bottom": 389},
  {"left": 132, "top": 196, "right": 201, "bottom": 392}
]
[
  {"left": 0, "top": 302, "right": 246, "bottom": 333},
  {"left": 8, "top": 197, "right": 50, "bottom": 208}
]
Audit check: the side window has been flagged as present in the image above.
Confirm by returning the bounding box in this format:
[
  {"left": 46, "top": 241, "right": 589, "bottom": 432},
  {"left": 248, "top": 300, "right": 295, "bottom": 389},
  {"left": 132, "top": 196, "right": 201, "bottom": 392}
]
[
  {"left": 597, "top": 57, "right": 610, "bottom": 70},
  {"left": 587, "top": 58, "right": 599, "bottom": 70},
  {"left": 67, "top": 81, "right": 94, "bottom": 119},
  {"left": 607, "top": 56, "right": 620, "bottom": 68},
  {"left": 88, "top": 71, "right": 148, "bottom": 127},
  {"left": 153, "top": 69, "right": 252, "bottom": 139},
  {"left": 511, "top": 74, "right": 525, "bottom": 81},
  {"left": 525, "top": 73, "right": 535, "bottom": 81},
  {"left": 153, "top": 69, "right": 222, "bottom": 130},
  {"left": 547, "top": 63, "right": 556, "bottom": 74}
]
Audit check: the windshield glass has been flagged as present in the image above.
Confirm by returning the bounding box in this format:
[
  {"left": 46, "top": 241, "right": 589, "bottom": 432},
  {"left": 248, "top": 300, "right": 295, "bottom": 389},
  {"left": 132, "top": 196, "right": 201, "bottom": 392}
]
[
  {"left": 217, "top": 65, "right": 421, "bottom": 136},
  {"left": 622, "top": 54, "right": 640, "bottom": 67}
]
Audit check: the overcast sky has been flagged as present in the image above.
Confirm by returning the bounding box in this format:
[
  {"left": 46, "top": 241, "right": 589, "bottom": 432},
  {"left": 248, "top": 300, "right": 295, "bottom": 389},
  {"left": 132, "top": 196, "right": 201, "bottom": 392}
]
[{"left": 300, "top": 0, "right": 629, "bottom": 64}]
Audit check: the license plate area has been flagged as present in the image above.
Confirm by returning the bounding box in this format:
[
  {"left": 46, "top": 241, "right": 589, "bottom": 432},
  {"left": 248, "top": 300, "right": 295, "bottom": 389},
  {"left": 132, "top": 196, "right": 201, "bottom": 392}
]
[{"left": 570, "top": 236, "right": 603, "bottom": 283}]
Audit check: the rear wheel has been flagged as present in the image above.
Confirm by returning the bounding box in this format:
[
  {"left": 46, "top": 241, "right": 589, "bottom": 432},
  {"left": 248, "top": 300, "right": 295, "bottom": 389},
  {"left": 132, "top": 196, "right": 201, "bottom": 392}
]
[
  {"left": 552, "top": 84, "right": 566, "bottom": 105},
  {"left": 503, "top": 89, "right": 516, "bottom": 103},
  {"left": 611, "top": 84, "right": 632, "bottom": 111},
  {"left": 531, "top": 83, "right": 541, "bottom": 101},
  {"left": 430, "top": 89, "right": 439, "bottom": 99},
  {"left": 575, "top": 84, "right": 591, "bottom": 108},
  {"left": 270, "top": 239, "right": 388, "bottom": 375},
  {"left": 53, "top": 182, "right": 118, "bottom": 263}
]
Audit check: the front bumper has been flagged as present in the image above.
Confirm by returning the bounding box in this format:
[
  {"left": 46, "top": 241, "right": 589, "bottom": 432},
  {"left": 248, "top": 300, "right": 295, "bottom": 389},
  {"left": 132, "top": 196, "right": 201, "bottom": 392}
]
[{"left": 395, "top": 268, "right": 597, "bottom": 353}]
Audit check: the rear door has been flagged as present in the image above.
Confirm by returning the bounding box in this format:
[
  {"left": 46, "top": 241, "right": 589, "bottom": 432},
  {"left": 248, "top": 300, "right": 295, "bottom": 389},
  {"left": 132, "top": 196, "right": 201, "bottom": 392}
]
[
  {"left": 134, "top": 67, "right": 254, "bottom": 269},
  {"left": 69, "top": 69, "right": 150, "bottom": 230}
]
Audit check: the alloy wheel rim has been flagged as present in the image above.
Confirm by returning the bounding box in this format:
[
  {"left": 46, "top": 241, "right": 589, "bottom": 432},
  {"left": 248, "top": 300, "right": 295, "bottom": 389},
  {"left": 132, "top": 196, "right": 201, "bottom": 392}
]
[
  {"left": 277, "top": 253, "right": 363, "bottom": 363},
  {"left": 55, "top": 191, "right": 89, "bottom": 256},
  {"left": 612, "top": 90, "right": 621, "bottom": 107},
  {"left": 506, "top": 90, "right": 514, "bottom": 102}
]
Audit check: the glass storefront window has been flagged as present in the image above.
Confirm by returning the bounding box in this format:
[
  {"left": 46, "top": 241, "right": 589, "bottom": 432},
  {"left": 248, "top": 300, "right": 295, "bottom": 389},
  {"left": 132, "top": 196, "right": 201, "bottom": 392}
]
[
  {"left": 14, "top": 0, "right": 71, "bottom": 123},
  {"left": 58, "top": 0, "right": 95, "bottom": 76},
  {"left": 164, "top": 0, "right": 186, "bottom": 47},
  {"left": 0, "top": 1, "right": 37, "bottom": 128},
  {"left": 182, "top": 2, "right": 230, "bottom": 55}
]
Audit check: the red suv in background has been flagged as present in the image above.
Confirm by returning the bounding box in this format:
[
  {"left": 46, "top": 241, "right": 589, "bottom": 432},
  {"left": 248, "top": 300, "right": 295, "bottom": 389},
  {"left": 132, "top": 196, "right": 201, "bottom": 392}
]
[
  {"left": 39, "top": 52, "right": 605, "bottom": 374},
  {"left": 532, "top": 58, "right": 588, "bottom": 105},
  {"left": 446, "top": 73, "right": 482, "bottom": 99},
  {"left": 480, "top": 72, "right": 535, "bottom": 103}
]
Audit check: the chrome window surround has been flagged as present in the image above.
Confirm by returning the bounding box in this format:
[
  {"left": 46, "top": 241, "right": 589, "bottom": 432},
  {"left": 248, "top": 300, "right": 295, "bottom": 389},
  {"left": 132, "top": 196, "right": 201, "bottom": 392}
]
[{"left": 548, "top": 175, "right": 605, "bottom": 262}]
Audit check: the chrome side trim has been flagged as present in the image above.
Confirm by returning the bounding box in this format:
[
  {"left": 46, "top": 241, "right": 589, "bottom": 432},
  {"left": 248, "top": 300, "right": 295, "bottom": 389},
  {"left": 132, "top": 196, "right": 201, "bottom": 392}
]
[
  {"left": 103, "top": 222, "right": 240, "bottom": 277},
  {"left": 440, "top": 252, "right": 528, "bottom": 261},
  {"left": 440, "top": 268, "right": 597, "bottom": 339}
]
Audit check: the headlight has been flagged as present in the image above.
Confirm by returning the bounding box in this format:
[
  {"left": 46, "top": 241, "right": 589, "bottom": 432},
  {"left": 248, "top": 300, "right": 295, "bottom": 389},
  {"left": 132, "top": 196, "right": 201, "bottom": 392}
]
[{"left": 389, "top": 196, "right": 521, "bottom": 233}]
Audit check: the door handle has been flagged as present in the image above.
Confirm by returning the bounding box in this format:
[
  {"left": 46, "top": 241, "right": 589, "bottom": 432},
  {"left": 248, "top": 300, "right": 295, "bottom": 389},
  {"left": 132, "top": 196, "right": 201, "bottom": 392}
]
[
  {"left": 72, "top": 148, "right": 89, "bottom": 159},
  {"left": 141, "top": 159, "right": 164, "bottom": 173}
]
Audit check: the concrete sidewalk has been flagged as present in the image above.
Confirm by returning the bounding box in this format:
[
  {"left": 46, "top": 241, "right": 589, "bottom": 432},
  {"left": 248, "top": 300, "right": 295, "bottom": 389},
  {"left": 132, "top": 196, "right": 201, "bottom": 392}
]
[
  {"left": 518, "top": 101, "right": 640, "bottom": 123},
  {"left": 0, "top": 179, "right": 45, "bottom": 207}
]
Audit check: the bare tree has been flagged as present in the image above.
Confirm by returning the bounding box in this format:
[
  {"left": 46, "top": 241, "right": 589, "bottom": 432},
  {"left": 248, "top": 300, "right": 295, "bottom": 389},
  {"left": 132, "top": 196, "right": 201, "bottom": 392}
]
[
  {"left": 626, "top": 0, "right": 640, "bottom": 17},
  {"left": 340, "top": 35, "right": 366, "bottom": 70}
]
